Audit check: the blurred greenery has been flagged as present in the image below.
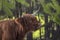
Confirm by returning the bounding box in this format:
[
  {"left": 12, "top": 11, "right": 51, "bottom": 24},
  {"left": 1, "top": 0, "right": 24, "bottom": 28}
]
[
  {"left": 39, "top": 0, "right": 60, "bottom": 25},
  {"left": 16, "top": 0, "right": 30, "bottom": 7},
  {"left": 0, "top": 0, "right": 29, "bottom": 18}
]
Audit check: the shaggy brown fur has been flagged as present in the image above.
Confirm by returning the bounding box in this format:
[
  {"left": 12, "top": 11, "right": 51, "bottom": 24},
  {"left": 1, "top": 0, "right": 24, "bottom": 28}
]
[{"left": 0, "top": 14, "right": 40, "bottom": 40}]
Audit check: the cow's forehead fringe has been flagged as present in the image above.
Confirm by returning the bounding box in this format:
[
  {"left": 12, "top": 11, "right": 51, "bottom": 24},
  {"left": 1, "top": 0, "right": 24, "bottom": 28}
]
[{"left": 21, "top": 14, "right": 35, "bottom": 18}]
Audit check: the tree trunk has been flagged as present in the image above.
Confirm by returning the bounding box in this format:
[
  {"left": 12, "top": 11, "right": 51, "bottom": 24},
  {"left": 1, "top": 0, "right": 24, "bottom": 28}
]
[
  {"left": 15, "top": 0, "right": 22, "bottom": 18},
  {"left": 44, "top": 14, "right": 49, "bottom": 40}
]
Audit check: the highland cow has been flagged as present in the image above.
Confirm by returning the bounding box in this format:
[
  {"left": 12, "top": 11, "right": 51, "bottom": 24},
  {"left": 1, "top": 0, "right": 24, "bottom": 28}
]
[{"left": 0, "top": 14, "right": 40, "bottom": 40}]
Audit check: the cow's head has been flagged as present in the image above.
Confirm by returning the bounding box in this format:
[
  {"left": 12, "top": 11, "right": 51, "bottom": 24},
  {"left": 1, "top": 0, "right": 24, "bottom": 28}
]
[{"left": 15, "top": 14, "right": 41, "bottom": 32}]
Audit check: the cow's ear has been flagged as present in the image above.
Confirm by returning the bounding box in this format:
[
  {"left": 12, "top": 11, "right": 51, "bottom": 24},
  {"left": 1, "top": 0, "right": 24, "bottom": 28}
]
[
  {"left": 15, "top": 18, "right": 21, "bottom": 25},
  {"left": 15, "top": 17, "right": 23, "bottom": 25}
]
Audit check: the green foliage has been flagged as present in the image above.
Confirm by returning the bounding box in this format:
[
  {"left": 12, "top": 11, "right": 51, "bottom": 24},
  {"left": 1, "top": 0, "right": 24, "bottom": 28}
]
[
  {"left": 4, "top": 0, "right": 15, "bottom": 9},
  {"left": 0, "top": 0, "right": 15, "bottom": 17},
  {"left": 54, "top": 14, "right": 60, "bottom": 25},
  {"left": 16, "top": 0, "right": 30, "bottom": 7},
  {"left": 33, "top": 27, "right": 45, "bottom": 39},
  {"left": 33, "top": 30, "right": 40, "bottom": 39},
  {"left": 4, "top": 7, "right": 13, "bottom": 17},
  {"left": 39, "top": 0, "right": 60, "bottom": 24},
  {"left": 0, "top": 0, "right": 30, "bottom": 18},
  {"left": 0, "top": 0, "right": 15, "bottom": 9}
]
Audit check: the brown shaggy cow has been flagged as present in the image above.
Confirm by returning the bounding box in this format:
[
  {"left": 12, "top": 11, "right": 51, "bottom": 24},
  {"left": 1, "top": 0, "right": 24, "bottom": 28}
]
[{"left": 0, "top": 14, "right": 40, "bottom": 40}]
